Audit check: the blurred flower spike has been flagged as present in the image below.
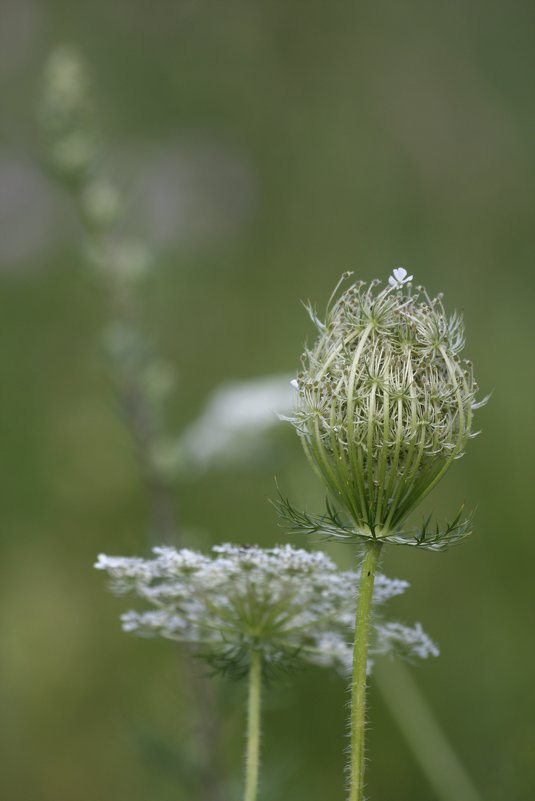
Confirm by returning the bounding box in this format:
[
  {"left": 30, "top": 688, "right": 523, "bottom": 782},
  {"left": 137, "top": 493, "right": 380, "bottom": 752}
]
[
  {"left": 282, "top": 271, "right": 487, "bottom": 547},
  {"left": 95, "top": 544, "right": 437, "bottom": 679}
]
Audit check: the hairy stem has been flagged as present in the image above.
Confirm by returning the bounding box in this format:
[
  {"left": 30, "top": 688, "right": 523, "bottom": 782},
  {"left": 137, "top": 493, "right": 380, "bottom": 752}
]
[
  {"left": 349, "top": 540, "right": 382, "bottom": 801},
  {"left": 244, "top": 650, "right": 262, "bottom": 801}
]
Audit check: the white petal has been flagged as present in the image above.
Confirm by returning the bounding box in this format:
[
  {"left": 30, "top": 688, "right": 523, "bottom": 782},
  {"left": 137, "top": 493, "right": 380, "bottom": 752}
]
[
  {"left": 388, "top": 276, "right": 398, "bottom": 288},
  {"left": 290, "top": 378, "right": 299, "bottom": 391},
  {"left": 393, "top": 267, "right": 406, "bottom": 281},
  {"left": 405, "top": 274, "right": 413, "bottom": 283}
]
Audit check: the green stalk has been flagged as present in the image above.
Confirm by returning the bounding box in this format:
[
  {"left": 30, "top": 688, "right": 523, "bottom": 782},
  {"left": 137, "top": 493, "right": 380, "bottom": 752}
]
[
  {"left": 349, "top": 540, "right": 382, "bottom": 801},
  {"left": 375, "top": 660, "right": 482, "bottom": 801},
  {"left": 243, "top": 649, "right": 262, "bottom": 801}
]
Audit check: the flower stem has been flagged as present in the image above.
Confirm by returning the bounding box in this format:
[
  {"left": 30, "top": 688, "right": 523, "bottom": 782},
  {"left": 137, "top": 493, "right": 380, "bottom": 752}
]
[
  {"left": 349, "top": 540, "right": 382, "bottom": 801},
  {"left": 243, "top": 649, "right": 262, "bottom": 801}
]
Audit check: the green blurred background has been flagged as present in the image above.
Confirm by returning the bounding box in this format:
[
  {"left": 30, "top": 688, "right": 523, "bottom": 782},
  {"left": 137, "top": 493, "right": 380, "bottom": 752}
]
[{"left": 0, "top": 1, "right": 534, "bottom": 799}]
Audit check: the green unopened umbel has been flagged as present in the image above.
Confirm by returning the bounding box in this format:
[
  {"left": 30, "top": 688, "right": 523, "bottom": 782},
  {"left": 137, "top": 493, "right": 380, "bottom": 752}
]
[{"left": 291, "top": 269, "right": 483, "bottom": 539}]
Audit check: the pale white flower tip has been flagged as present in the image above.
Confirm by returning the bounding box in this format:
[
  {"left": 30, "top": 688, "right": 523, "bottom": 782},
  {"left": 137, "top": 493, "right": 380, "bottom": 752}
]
[
  {"left": 393, "top": 267, "right": 407, "bottom": 281},
  {"left": 389, "top": 267, "right": 414, "bottom": 288},
  {"left": 290, "top": 378, "right": 299, "bottom": 391}
]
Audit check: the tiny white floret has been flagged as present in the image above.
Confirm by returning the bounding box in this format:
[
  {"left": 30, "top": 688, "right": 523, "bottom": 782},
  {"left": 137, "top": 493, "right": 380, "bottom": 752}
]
[
  {"left": 290, "top": 378, "right": 299, "bottom": 391},
  {"left": 388, "top": 267, "right": 413, "bottom": 289}
]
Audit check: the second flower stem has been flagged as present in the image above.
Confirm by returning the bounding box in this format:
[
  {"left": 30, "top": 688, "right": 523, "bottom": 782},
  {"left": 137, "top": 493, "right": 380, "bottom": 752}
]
[
  {"left": 243, "top": 649, "right": 262, "bottom": 801},
  {"left": 349, "top": 540, "right": 382, "bottom": 801}
]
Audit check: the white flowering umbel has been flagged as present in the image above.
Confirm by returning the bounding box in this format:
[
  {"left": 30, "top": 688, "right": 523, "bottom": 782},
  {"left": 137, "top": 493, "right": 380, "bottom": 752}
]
[
  {"left": 95, "top": 544, "right": 435, "bottom": 678},
  {"left": 284, "top": 271, "right": 486, "bottom": 547},
  {"left": 96, "top": 543, "right": 436, "bottom": 801}
]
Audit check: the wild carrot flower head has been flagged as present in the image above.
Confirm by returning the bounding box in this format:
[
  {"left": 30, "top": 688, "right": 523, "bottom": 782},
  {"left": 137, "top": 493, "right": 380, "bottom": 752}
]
[
  {"left": 95, "top": 544, "right": 437, "bottom": 678},
  {"left": 287, "top": 271, "right": 485, "bottom": 542}
]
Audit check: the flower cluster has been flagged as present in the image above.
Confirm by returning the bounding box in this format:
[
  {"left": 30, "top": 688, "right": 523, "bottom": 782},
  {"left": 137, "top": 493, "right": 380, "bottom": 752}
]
[
  {"left": 95, "top": 544, "right": 437, "bottom": 677},
  {"left": 289, "top": 272, "right": 485, "bottom": 538}
]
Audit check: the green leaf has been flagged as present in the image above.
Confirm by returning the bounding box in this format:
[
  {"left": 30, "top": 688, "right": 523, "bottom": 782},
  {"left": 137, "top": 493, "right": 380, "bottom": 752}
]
[
  {"left": 272, "top": 489, "right": 371, "bottom": 543},
  {"left": 383, "top": 507, "right": 474, "bottom": 551}
]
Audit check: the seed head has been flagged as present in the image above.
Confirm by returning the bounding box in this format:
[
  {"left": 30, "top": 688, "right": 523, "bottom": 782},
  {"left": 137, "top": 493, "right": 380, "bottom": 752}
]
[{"left": 290, "top": 271, "right": 485, "bottom": 538}]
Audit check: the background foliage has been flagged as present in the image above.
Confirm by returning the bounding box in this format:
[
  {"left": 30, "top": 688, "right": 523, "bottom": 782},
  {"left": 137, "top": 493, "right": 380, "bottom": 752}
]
[{"left": 0, "top": 1, "right": 534, "bottom": 799}]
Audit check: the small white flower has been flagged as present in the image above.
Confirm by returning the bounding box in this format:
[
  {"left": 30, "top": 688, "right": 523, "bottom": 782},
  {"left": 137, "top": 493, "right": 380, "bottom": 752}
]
[
  {"left": 290, "top": 378, "right": 299, "bottom": 391},
  {"left": 388, "top": 267, "right": 413, "bottom": 289}
]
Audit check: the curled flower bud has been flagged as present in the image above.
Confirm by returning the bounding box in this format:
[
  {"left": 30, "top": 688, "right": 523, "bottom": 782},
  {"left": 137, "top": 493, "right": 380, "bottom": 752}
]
[{"left": 289, "top": 271, "right": 485, "bottom": 539}]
